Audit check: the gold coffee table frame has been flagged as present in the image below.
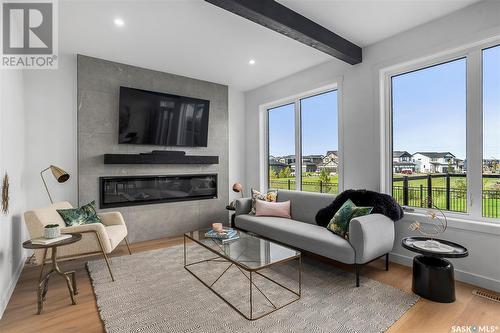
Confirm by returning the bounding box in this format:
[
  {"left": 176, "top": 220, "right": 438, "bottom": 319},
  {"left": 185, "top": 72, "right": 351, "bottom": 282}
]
[{"left": 184, "top": 231, "right": 301, "bottom": 321}]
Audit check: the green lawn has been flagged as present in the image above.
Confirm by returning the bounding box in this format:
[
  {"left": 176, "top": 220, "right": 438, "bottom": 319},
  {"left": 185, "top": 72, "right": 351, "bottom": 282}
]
[{"left": 269, "top": 173, "right": 339, "bottom": 193}]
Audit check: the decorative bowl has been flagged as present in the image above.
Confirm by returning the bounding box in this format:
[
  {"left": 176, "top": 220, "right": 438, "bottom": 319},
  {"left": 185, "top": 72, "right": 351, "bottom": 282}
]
[{"left": 44, "top": 224, "right": 61, "bottom": 239}]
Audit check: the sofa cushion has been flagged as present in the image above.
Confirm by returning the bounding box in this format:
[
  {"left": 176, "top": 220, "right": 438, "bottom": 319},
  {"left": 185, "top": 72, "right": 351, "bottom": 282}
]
[
  {"left": 235, "top": 214, "right": 355, "bottom": 264},
  {"left": 316, "top": 189, "right": 403, "bottom": 227},
  {"left": 277, "top": 190, "right": 335, "bottom": 225},
  {"left": 327, "top": 199, "right": 373, "bottom": 239},
  {"left": 255, "top": 200, "right": 291, "bottom": 218},
  {"left": 250, "top": 188, "right": 277, "bottom": 214}
]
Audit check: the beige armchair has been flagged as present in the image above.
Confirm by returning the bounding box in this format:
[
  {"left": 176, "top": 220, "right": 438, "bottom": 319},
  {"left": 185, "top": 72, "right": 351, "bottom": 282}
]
[{"left": 24, "top": 202, "right": 131, "bottom": 281}]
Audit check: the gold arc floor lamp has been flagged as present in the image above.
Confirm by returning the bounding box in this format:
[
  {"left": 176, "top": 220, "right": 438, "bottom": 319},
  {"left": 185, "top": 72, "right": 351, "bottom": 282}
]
[
  {"left": 40, "top": 165, "right": 70, "bottom": 204},
  {"left": 228, "top": 182, "right": 244, "bottom": 209}
]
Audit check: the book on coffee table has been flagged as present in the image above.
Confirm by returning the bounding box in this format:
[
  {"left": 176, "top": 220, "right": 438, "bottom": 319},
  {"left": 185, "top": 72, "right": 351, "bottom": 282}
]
[
  {"left": 205, "top": 228, "right": 237, "bottom": 239},
  {"left": 218, "top": 235, "right": 240, "bottom": 244},
  {"left": 31, "top": 234, "right": 72, "bottom": 245}
]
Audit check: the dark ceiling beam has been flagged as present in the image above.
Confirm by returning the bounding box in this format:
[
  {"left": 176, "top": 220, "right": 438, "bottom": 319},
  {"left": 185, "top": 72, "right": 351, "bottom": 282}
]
[{"left": 205, "top": 0, "right": 362, "bottom": 65}]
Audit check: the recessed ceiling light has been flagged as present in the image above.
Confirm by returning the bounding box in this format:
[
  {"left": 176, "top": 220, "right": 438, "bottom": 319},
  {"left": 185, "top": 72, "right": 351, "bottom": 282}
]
[
  {"left": 114, "top": 18, "right": 125, "bottom": 27},
  {"left": 248, "top": 59, "right": 256, "bottom": 65}
]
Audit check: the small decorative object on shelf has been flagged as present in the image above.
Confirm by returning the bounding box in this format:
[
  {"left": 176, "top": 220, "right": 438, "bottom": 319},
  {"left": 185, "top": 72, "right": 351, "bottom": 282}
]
[
  {"left": 1, "top": 172, "right": 9, "bottom": 214},
  {"left": 409, "top": 201, "right": 450, "bottom": 252},
  {"left": 43, "top": 224, "right": 61, "bottom": 239}
]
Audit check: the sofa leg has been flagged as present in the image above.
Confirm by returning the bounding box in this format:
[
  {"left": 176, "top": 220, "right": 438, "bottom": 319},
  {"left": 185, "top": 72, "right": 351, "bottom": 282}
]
[
  {"left": 355, "top": 264, "right": 360, "bottom": 287},
  {"left": 385, "top": 253, "right": 389, "bottom": 271},
  {"left": 124, "top": 237, "right": 132, "bottom": 255}
]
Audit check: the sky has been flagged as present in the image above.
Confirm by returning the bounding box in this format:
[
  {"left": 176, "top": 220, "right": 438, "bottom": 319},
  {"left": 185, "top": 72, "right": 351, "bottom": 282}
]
[
  {"left": 392, "top": 58, "right": 468, "bottom": 159},
  {"left": 268, "top": 46, "right": 499, "bottom": 161},
  {"left": 268, "top": 90, "right": 338, "bottom": 157},
  {"left": 483, "top": 45, "right": 500, "bottom": 160}
]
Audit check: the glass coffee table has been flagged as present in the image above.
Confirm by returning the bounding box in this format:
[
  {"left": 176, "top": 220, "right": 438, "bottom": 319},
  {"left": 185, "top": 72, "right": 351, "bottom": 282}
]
[{"left": 184, "top": 229, "right": 301, "bottom": 320}]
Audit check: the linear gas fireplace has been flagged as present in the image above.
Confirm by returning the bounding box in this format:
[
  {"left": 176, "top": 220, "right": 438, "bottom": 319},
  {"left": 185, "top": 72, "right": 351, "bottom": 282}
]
[{"left": 99, "top": 174, "right": 217, "bottom": 208}]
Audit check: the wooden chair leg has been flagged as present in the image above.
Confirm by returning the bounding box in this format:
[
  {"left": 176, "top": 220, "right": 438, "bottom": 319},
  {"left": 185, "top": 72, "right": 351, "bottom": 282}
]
[
  {"left": 124, "top": 237, "right": 132, "bottom": 255},
  {"left": 93, "top": 231, "right": 115, "bottom": 282}
]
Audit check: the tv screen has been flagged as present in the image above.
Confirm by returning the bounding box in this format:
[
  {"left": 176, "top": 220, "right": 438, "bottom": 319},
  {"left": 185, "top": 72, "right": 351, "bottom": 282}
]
[{"left": 118, "top": 87, "right": 210, "bottom": 147}]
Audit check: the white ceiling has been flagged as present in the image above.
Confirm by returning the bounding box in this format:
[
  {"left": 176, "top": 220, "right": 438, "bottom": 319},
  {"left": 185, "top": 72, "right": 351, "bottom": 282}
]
[
  {"left": 279, "top": 0, "right": 481, "bottom": 47},
  {"left": 60, "top": 0, "right": 481, "bottom": 91}
]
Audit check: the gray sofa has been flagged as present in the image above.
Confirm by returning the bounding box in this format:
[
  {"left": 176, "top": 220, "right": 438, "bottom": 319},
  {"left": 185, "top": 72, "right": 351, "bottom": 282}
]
[{"left": 234, "top": 189, "right": 395, "bottom": 286}]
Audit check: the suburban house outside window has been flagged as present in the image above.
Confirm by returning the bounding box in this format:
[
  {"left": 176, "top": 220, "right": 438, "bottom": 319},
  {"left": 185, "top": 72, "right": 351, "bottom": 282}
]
[
  {"left": 267, "top": 88, "right": 340, "bottom": 193},
  {"left": 383, "top": 41, "right": 500, "bottom": 222}
]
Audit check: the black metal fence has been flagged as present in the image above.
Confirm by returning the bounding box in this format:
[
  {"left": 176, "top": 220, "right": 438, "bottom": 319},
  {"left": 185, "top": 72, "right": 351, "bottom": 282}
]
[
  {"left": 270, "top": 173, "right": 500, "bottom": 218},
  {"left": 393, "top": 173, "right": 500, "bottom": 218}
]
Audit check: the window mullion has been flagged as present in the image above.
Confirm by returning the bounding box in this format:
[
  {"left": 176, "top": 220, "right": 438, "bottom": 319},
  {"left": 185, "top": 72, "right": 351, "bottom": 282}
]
[
  {"left": 467, "top": 50, "right": 483, "bottom": 218},
  {"left": 295, "top": 99, "right": 302, "bottom": 191}
]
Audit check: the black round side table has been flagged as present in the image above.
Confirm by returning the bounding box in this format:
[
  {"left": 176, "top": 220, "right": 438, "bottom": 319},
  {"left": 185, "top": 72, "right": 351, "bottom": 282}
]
[
  {"left": 23, "top": 233, "right": 82, "bottom": 314},
  {"left": 402, "top": 236, "right": 468, "bottom": 303}
]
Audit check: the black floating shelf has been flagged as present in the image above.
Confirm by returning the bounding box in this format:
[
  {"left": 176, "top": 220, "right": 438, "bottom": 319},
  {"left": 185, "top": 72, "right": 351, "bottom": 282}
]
[{"left": 103, "top": 150, "right": 219, "bottom": 165}]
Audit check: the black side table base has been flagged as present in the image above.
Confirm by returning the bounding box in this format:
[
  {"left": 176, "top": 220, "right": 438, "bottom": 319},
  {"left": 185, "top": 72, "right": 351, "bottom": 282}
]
[{"left": 412, "top": 255, "right": 455, "bottom": 303}]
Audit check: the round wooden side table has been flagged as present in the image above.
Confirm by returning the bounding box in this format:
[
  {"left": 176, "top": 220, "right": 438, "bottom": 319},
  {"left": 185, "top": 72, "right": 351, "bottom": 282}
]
[
  {"left": 22, "top": 233, "right": 82, "bottom": 314},
  {"left": 402, "top": 236, "right": 468, "bottom": 303}
]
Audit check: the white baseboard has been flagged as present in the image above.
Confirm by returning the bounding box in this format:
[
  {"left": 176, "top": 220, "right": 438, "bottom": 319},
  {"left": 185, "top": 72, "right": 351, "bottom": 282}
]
[
  {"left": 389, "top": 252, "right": 500, "bottom": 293},
  {"left": 0, "top": 254, "right": 27, "bottom": 319}
]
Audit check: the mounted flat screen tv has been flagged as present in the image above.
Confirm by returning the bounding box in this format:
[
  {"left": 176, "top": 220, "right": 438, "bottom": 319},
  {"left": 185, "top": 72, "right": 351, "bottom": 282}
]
[{"left": 118, "top": 87, "right": 210, "bottom": 147}]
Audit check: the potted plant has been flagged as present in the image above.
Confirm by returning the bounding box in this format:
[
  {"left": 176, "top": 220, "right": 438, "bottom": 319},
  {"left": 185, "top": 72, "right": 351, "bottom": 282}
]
[{"left": 44, "top": 224, "right": 61, "bottom": 239}]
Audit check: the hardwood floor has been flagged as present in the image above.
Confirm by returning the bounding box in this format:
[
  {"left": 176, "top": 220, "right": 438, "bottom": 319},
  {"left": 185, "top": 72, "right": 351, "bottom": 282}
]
[{"left": 1, "top": 236, "right": 499, "bottom": 333}]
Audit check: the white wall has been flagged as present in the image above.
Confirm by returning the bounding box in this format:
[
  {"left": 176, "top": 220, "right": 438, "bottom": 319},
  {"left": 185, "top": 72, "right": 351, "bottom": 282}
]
[
  {"left": 228, "top": 88, "right": 247, "bottom": 198},
  {"left": 0, "top": 70, "right": 28, "bottom": 318},
  {"left": 24, "top": 53, "right": 78, "bottom": 209},
  {"left": 244, "top": 0, "right": 500, "bottom": 292}
]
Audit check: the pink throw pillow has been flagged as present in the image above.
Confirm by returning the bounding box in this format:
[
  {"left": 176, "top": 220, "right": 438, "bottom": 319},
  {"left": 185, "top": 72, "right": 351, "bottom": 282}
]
[{"left": 255, "top": 200, "right": 291, "bottom": 218}]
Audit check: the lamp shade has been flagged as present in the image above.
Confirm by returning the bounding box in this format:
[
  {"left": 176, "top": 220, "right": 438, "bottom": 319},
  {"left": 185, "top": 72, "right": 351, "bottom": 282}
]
[
  {"left": 232, "top": 182, "right": 242, "bottom": 193},
  {"left": 49, "top": 165, "right": 70, "bottom": 183}
]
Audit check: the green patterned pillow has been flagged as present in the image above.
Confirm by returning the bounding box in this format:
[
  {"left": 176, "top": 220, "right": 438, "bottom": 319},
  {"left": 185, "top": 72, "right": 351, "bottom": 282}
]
[
  {"left": 57, "top": 201, "right": 102, "bottom": 227},
  {"left": 326, "top": 199, "right": 372, "bottom": 239}
]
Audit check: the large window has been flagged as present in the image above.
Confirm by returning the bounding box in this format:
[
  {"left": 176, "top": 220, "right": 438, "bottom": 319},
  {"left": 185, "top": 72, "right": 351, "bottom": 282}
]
[
  {"left": 482, "top": 45, "right": 500, "bottom": 218},
  {"left": 385, "top": 41, "right": 500, "bottom": 221},
  {"left": 268, "top": 103, "right": 296, "bottom": 190},
  {"left": 391, "top": 59, "right": 467, "bottom": 213},
  {"left": 267, "top": 88, "right": 339, "bottom": 193}
]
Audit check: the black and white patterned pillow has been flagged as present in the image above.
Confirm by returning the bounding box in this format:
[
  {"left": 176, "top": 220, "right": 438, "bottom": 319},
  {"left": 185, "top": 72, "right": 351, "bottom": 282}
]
[{"left": 250, "top": 188, "right": 277, "bottom": 215}]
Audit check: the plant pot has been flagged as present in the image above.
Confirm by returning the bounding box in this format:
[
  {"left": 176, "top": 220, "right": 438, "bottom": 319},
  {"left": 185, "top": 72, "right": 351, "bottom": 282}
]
[{"left": 44, "top": 226, "right": 60, "bottom": 239}]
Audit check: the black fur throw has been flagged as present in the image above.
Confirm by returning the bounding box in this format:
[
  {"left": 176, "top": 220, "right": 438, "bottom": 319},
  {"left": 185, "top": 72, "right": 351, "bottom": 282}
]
[{"left": 315, "top": 189, "right": 404, "bottom": 227}]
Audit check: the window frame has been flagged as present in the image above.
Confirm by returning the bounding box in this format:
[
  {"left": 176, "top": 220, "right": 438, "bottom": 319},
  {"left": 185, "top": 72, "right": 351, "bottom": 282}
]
[
  {"left": 261, "top": 81, "right": 343, "bottom": 193},
  {"left": 380, "top": 37, "right": 500, "bottom": 223}
]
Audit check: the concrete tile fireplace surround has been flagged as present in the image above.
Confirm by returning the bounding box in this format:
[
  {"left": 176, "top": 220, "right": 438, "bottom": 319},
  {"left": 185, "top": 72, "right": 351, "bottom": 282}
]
[{"left": 77, "top": 55, "right": 229, "bottom": 243}]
